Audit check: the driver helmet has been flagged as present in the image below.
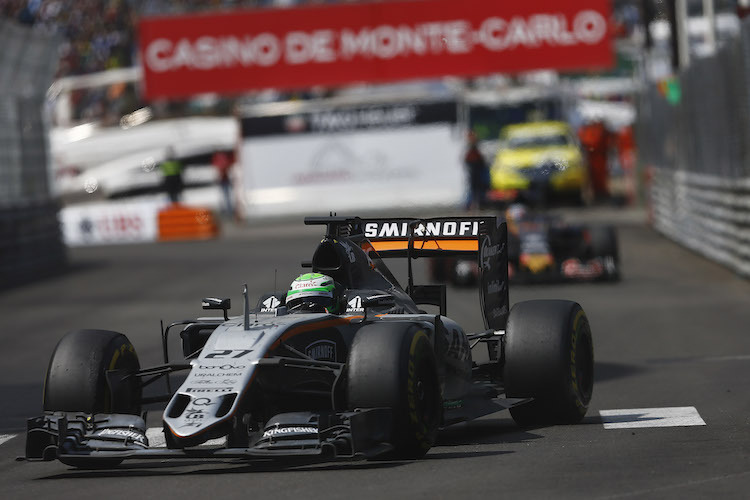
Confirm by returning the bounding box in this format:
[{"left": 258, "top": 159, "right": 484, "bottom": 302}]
[
  {"left": 286, "top": 273, "right": 344, "bottom": 314},
  {"left": 505, "top": 203, "right": 528, "bottom": 235},
  {"left": 506, "top": 203, "right": 528, "bottom": 223}
]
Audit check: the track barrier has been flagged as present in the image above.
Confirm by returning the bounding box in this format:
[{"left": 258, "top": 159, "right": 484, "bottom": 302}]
[
  {"left": 59, "top": 201, "right": 219, "bottom": 246},
  {"left": 638, "top": 18, "right": 750, "bottom": 278},
  {"left": 157, "top": 204, "right": 219, "bottom": 242},
  {"left": 650, "top": 168, "right": 750, "bottom": 277},
  {"left": 0, "top": 20, "right": 64, "bottom": 288}
]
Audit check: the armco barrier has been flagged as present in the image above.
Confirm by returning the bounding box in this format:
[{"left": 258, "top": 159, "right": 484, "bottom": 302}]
[
  {"left": 650, "top": 167, "right": 750, "bottom": 277},
  {"left": 0, "top": 201, "right": 66, "bottom": 289}
]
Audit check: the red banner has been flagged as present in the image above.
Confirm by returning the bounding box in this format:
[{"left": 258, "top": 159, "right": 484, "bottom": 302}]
[{"left": 139, "top": 0, "right": 613, "bottom": 100}]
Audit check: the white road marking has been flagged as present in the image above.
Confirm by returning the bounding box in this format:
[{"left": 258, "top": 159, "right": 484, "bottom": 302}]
[
  {"left": 599, "top": 406, "right": 706, "bottom": 429},
  {"left": 146, "top": 427, "right": 166, "bottom": 448},
  {"left": 0, "top": 434, "right": 16, "bottom": 447},
  {"left": 146, "top": 427, "right": 225, "bottom": 448}
]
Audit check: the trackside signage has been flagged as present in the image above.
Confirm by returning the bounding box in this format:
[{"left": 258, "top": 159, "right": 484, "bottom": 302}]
[
  {"left": 139, "top": 0, "right": 613, "bottom": 99},
  {"left": 59, "top": 201, "right": 163, "bottom": 246},
  {"left": 240, "top": 102, "right": 456, "bottom": 137}
]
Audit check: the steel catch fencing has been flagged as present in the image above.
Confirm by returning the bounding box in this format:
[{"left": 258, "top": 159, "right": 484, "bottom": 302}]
[{"left": 637, "top": 17, "right": 750, "bottom": 278}]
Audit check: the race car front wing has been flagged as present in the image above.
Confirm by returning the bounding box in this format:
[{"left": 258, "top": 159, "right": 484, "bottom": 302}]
[{"left": 25, "top": 408, "right": 393, "bottom": 465}]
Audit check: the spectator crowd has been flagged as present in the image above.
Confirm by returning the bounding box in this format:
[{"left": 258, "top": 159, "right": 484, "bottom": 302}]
[
  {"left": 0, "top": 1, "right": 324, "bottom": 78},
  {"left": 0, "top": 0, "right": 355, "bottom": 124}
]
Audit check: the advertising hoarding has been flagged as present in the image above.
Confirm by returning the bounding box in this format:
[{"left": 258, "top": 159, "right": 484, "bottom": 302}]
[
  {"left": 238, "top": 99, "right": 465, "bottom": 217},
  {"left": 60, "top": 201, "right": 163, "bottom": 246},
  {"left": 139, "top": 0, "right": 613, "bottom": 99}
]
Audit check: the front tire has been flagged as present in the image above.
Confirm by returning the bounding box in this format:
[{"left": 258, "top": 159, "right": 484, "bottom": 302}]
[
  {"left": 503, "top": 300, "right": 594, "bottom": 426},
  {"left": 43, "top": 329, "right": 141, "bottom": 469},
  {"left": 348, "top": 323, "right": 441, "bottom": 459},
  {"left": 43, "top": 329, "right": 141, "bottom": 415}
]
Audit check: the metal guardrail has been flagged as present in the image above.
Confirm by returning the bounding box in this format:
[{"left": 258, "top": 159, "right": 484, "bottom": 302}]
[
  {"left": 639, "top": 17, "right": 750, "bottom": 278},
  {"left": 0, "top": 201, "right": 67, "bottom": 288},
  {"left": 650, "top": 168, "right": 750, "bottom": 277}
]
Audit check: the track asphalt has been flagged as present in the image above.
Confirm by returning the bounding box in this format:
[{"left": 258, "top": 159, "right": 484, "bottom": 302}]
[{"left": 1, "top": 206, "right": 749, "bottom": 499}]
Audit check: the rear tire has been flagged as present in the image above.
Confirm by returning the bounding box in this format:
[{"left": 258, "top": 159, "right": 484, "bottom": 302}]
[
  {"left": 503, "top": 300, "right": 593, "bottom": 426},
  {"left": 348, "top": 323, "right": 441, "bottom": 459},
  {"left": 590, "top": 226, "right": 620, "bottom": 281},
  {"left": 429, "top": 257, "right": 450, "bottom": 283}
]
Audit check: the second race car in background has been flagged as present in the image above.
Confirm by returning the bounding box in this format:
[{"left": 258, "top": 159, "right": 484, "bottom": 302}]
[
  {"left": 488, "top": 121, "right": 590, "bottom": 206},
  {"left": 430, "top": 205, "right": 619, "bottom": 286}
]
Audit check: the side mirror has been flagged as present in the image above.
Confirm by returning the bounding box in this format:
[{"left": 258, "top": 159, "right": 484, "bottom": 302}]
[
  {"left": 202, "top": 297, "right": 231, "bottom": 320},
  {"left": 358, "top": 294, "right": 395, "bottom": 323}
]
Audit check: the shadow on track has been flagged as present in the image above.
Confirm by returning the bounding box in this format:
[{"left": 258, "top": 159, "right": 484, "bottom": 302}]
[
  {"left": 36, "top": 449, "right": 518, "bottom": 480},
  {"left": 436, "top": 417, "right": 541, "bottom": 447},
  {"left": 594, "top": 361, "right": 646, "bottom": 383}
]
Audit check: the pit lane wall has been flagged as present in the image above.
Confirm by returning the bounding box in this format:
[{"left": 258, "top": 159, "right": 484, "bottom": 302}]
[
  {"left": 236, "top": 97, "right": 465, "bottom": 218},
  {"left": 638, "top": 18, "right": 750, "bottom": 278},
  {"left": 0, "top": 20, "right": 65, "bottom": 288}
]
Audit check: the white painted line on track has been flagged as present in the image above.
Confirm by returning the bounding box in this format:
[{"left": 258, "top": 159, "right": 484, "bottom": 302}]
[
  {"left": 600, "top": 406, "right": 706, "bottom": 429},
  {"left": 0, "top": 434, "right": 16, "bottom": 447},
  {"left": 146, "top": 428, "right": 166, "bottom": 448}
]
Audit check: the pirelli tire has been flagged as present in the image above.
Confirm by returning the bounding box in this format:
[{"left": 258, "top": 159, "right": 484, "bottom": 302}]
[
  {"left": 428, "top": 256, "right": 451, "bottom": 284},
  {"left": 43, "top": 329, "right": 141, "bottom": 469},
  {"left": 43, "top": 329, "right": 141, "bottom": 415},
  {"left": 347, "top": 322, "right": 441, "bottom": 459},
  {"left": 503, "top": 300, "right": 594, "bottom": 427},
  {"left": 590, "top": 226, "right": 620, "bottom": 281}
]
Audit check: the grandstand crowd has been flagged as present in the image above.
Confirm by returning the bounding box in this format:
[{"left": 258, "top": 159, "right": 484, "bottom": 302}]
[
  {"left": 0, "top": 0, "right": 343, "bottom": 124},
  {"left": 0, "top": 1, "right": 334, "bottom": 78}
]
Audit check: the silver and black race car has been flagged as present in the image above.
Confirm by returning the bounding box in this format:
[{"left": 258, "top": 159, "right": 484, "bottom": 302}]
[
  {"left": 25, "top": 215, "right": 594, "bottom": 468},
  {"left": 430, "top": 210, "right": 619, "bottom": 286}
]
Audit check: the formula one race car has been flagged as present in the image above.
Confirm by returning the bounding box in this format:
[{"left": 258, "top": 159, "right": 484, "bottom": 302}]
[
  {"left": 430, "top": 208, "right": 619, "bottom": 286},
  {"left": 25, "top": 215, "right": 594, "bottom": 468}
]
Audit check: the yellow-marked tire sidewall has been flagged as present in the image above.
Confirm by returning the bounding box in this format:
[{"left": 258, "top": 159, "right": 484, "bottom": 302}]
[
  {"left": 505, "top": 300, "right": 594, "bottom": 425},
  {"left": 405, "top": 330, "right": 440, "bottom": 454},
  {"left": 43, "top": 329, "right": 140, "bottom": 414},
  {"left": 565, "top": 309, "right": 594, "bottom": 420},
  {"left": 346, "top": 323, "right": 441, "bottom": 459}
]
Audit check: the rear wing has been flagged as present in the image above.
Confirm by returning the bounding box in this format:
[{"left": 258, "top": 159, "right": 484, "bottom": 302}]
[
  {"left": 359, "top": 218, "right": 482, "bottom": 256},
  {"left": 304, "top": 216, "right": 509, "bottom": 330}
]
